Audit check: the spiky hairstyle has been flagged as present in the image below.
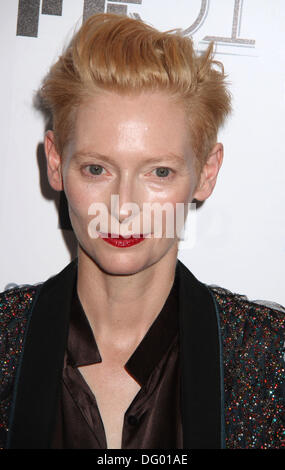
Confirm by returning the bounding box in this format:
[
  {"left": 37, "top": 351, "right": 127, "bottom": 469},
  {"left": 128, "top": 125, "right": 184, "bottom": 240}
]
[{"left": 41, "top": 13, "right": 231, "bottom": 168}]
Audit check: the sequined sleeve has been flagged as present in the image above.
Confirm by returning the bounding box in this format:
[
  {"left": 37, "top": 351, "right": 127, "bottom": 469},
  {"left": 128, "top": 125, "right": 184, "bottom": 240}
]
[
  {"left": 210, "top": 285, "right": 285, "bottom": 448},
  {"left": 0, "top": 285, "right": 38, "bottom": 449}
]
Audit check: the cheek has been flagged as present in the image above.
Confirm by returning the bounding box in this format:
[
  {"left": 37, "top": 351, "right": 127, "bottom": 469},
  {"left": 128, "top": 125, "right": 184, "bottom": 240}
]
[
  {"left": 149, "top": 180, "right": 193, "bottom": 206},
  {"left": 141, "top": 182, "right": 193, "bottom": 238},
  {"left": 63, "top": 170, "right": 105, "bottom": 219},
  {"left": 63, "top": 174, "right": 91, "bottom": 221}
]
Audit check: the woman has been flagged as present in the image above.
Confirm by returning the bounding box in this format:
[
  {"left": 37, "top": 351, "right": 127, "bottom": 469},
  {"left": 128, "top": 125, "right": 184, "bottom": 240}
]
[{"left": 1, "top": 13, "right": 284, "bottom": 450}]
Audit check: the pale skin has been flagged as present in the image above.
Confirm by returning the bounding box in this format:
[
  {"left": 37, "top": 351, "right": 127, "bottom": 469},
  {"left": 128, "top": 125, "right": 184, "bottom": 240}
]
[{"left": 45, "top": 90, "right": 223, "bottom": 448}]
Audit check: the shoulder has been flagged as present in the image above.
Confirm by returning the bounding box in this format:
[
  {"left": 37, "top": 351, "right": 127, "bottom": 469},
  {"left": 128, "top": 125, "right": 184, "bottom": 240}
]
[
  {"left": 209, "top": 284, "right": 285, "bottom": 334},
  {"left": 0, "top": 283, "right": 42, "bottom": 368},
  {"left": 0, "top": 283, "right": 41, "bottom": 328},
  {"left": 208, "top": 284, "right": 285, "bottom": 359}
]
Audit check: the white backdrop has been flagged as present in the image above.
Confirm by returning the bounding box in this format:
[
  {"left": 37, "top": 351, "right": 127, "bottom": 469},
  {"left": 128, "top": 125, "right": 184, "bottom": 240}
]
[{"left": 1, "top": 0, "right": 284, "bottom": 305}]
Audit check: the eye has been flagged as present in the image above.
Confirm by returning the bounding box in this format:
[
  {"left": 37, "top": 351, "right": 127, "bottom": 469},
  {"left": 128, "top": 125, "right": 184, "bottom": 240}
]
[
  {"left": 153, "top": 167, "right": 172, "bottom": 178},
  {"left": 85, "top": 164, "right": 106, "bottom": 176}
]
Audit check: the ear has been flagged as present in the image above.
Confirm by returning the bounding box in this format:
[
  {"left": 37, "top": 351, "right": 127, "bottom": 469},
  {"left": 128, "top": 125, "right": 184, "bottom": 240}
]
[
  {"left": 193, "top": 143, "right": 224, "bottom": 202},
  {"left": 44, "top": 130, "right": 63, "bottom": 191}
]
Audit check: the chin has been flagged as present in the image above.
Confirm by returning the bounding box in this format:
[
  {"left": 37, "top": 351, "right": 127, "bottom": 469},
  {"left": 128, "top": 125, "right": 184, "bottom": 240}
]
[{"left": 93, "top": 255, "right": 150, "bottom": 276}]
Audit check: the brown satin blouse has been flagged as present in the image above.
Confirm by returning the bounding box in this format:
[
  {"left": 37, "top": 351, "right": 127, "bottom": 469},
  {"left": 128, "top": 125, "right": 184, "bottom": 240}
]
[{"left": 51, "top": 272, "right": 182, "bottom": 449}]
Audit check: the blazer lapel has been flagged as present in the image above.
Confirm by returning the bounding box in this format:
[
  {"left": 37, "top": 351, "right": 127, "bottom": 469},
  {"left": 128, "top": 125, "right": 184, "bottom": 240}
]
[
  {"left": 177, "top": 260, "right": 223, "bottom": 449},
  {"left": 7, "top": 258, "right": 78, "bottom": 449}
]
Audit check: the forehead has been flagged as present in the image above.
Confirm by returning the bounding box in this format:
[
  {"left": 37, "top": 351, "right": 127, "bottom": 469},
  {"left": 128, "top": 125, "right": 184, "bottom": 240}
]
[{"left": 71, "top": 90, "right": 193, "bottom": 156}]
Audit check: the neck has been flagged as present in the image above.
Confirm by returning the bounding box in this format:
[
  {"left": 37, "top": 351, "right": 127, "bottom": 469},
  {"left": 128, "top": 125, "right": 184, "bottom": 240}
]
[{"left": 76, "top": 246, "right": 178, "bottom": 353}]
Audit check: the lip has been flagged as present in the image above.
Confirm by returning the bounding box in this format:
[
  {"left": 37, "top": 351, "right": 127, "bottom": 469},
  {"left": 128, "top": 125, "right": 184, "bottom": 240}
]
[{"left": 98, "top": 233, "right": 148, "bottom": 248}]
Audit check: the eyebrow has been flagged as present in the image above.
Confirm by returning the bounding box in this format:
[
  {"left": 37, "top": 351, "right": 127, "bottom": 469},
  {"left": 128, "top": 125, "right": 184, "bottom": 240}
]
[{"left": 72, "top": 151, "right": 186, "bottom": 166}]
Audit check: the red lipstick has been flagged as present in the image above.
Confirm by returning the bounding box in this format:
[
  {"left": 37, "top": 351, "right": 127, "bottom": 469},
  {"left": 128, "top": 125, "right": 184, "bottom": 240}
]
[{"left": 99, "top": 233, "right": 147, "bottom": 248}]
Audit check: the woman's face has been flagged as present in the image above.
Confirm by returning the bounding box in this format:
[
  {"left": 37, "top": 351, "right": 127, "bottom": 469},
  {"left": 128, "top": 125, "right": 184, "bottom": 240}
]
[{"left": 56, "top": 91, "right": 203, "bottom": 275}]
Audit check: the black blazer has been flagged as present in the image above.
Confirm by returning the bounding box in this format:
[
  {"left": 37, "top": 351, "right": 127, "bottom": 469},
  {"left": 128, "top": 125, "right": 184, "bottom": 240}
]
[
  {"left": 6, "top": 258, "right": 223, "bottom": 449},
  {"left": 3, "top": 258, "right": 285, "bottom": 449}
]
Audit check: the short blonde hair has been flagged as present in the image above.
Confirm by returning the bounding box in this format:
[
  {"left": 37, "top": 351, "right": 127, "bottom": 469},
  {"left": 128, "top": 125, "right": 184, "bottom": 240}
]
[{"left": 41, "top": 13, "right": 231, "bottom": 168}]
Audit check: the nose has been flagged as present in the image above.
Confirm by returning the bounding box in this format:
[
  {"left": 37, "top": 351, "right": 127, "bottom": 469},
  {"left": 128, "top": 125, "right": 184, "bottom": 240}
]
[{"left": 112, "top": 171, "right": 141, "bottom": 224}]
